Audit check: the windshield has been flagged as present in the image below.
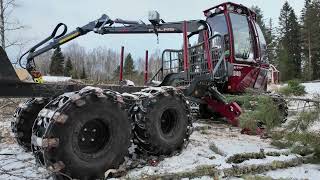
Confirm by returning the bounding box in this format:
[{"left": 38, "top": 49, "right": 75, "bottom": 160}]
[
  {"left": 206, "top": 14, "right": 228, "bottom": 36},
  {"left": 229, "top": 13, "right": 254, "bottom": 62}
]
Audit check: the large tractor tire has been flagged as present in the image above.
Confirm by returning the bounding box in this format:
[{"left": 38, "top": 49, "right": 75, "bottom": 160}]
[
  {"left": 12, "top": 98, "right": 49, "bottom": 151},
  {"left": 31, "top": 87, "right": 132, "bottom": 179},
  {"left": 132, "top": 87, "right": 192, "bottom": 155}
]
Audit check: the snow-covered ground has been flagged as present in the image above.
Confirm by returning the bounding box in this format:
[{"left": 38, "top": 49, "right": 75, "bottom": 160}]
[
  {"left": 263, "top": 164, "right": 320, "bottom": 180},
  {"left": 0, "top": 119, "right": 308, "bottom": 180},
  {"left": 43, "top": 76, "right": 71, "bottom": 82},
  {"left": 0, "top": 82, "right": 319, "bottom": 179},
  {"left": 302, "top": 82, "right": 320, "bottom": 95},
  {"left": 123, "top": 121, "right": 306, "bottom": 179},
  {"left": 268, "top": 81, "right": 320, "bottom": 96}
]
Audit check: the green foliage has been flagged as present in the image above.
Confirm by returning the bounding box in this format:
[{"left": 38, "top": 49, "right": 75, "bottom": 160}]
[
  {"left": 124, "top": 53, "right": 135, "bottom": 76},
  {"left": 226, "top": 94, "right": 282, "bottom": 133},
  {"left": 277, "top": 2, "right": 302, "bottom": 81},
  {"left": 226, "top": 151, "right": 266, "bottom": 164},
  {"left": 301, "top": 0, "right": 320, "bottom": 80},
  {"left": 50, "top": 46, "right": 65, "bottom": 76},
  {"left": 279, "top": 80, "right": 306, "bottom": 96},
  {"left": 271, "top": 105, "right": 320, "bottom": 162},
  {"left": 242, "top": 176, "right": 274, "bottom": 180},
  {"left": 241, "top": 96, "right": 281, "bottom": 133},
  {"left": 64, "top": 57, "right": 73, "bottom": 77}
]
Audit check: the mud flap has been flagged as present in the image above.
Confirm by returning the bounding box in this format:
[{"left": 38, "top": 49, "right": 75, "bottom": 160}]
[{"left": 0, "top": 46, "right": 20, "bottom": 83}]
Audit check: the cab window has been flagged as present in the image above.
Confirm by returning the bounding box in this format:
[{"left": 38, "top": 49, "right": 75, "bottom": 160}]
[
  {"left": 229, "top": 13, "right": 254, "bottom": 62},
  {"left": 255, "top": 22, "right": 268, "bottom": 63},
  {"left": 206, "top": 13, "right": 228, "bottom": 36}
]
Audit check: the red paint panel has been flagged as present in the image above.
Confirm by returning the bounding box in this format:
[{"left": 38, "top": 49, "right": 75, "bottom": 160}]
[
  {"left": 203, "top": 30, "right": 213, "bottom": 71},
  {"left": 119, "top": 46, "right": 124, "bottom": 81},
  {"left": 183, "top": 21, "right": 189, "bottom": 72},
  {"left": 144, "top": 50, "right": 149, "bottom": 85}
]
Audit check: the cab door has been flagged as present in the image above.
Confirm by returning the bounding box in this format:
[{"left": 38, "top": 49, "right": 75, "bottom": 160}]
[
  {"left": 227, "top": 13, "right": 260, "bottom": 92},
  {"left": 229, "top": 13, "right": 256, "bottom": 63}
]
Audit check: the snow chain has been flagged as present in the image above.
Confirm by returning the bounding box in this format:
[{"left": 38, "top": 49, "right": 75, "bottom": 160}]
[{"left": 31, "top": 86, "right": 193, "bottom": 178}]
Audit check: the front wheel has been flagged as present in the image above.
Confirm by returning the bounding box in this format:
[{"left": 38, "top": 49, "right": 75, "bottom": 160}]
[{"left": 32, "top": 88, "right": 132, "bottom": 179}]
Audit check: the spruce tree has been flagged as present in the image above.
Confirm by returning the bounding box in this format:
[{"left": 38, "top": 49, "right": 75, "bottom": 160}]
[
  {"left": 277, "top": 1, "right": 302, "bottom": 81},
  {"left": 49, "top": 46, "right": 65, "bottom": 76},
  {"left": 266, "top": 18, "right": 277, "bottom": 65},
  {"left": 64, "top": 57, "right": 73, "bottom": 77},
  {"left": 124, "top": 53, "right": 136, "bottom": 79},
  {"left": 288, "top": 9, "right": 302, "bottom": 78},
  {"left": 301, "top": 0, "right": 320, "bottom": 80}
]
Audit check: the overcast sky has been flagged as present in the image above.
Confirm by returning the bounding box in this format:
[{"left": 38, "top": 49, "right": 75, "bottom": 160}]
[{"left": 6, "top": 0, "right": 305, "bottom": 62}]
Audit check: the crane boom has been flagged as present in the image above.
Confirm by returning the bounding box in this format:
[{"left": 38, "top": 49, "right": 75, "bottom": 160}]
[{"left": 21, "top": 14, "right": 206, "bottom": 82}]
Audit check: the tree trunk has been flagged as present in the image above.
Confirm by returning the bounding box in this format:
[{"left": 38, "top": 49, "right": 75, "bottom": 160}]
[
  {"left": 0, "top": 0, "right": 5, "bottom": 48},
  {"left": 308, "top": 31, "right": 312, "bottom": 80}
]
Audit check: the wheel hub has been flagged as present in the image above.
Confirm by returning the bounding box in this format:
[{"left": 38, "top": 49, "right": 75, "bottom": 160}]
[
  {"left": 160, "top": 109, "right": 178, "bottom": 135},
  {"left": 78, "top": 119, "right": 110, "bottom": 154}
]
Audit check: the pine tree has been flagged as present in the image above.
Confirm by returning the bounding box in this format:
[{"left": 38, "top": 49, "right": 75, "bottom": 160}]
[
  {"left": 124, "top": 53, "right": 136, "bottom": 79},
  {"left": 49, "top": 46, "right": 65, "bottom": 76},
  {"left": 288, "top": 9, "right": 302, "bottom": 78},
  {"left": 277, "top": 1, "right": 302, "bottom": 81},
  {"left": 266, "top": 18, "right": 277, "bottom": 65},
  {"left": 80, "top": 66, "right": 87, "bottom": 79},
  {"left": 301, "top": 0, "right": 320, "bottom": 80},
  {"left": 64, "top": 57, "right": 73, "bottom": 77}
]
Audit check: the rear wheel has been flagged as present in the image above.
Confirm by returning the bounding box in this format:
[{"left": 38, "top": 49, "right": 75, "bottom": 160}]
[
  {"left": 132, "top": 87, "right": 192, "bottom": 155},
  {"left": 12, "top": 98, "right": 49, "bottom": 151},
  {"left": 32, "top": 88, "right": 131, "bottom": 179}
]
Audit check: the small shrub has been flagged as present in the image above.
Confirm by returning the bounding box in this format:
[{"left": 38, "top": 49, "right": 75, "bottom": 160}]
[
  {"left": 279, "top": 80, "right": 306, "bottom": 96},
  {"left": 238, "top": 96, "right": 282, "bottom": 133},
  {"left": 271, "top": 105, "right": 320, "bottom": 161}
]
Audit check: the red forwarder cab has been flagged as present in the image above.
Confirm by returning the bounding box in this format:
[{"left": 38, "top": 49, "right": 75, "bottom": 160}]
[{"left": 204, "top": 2, "right": 269, "bottom": 93}]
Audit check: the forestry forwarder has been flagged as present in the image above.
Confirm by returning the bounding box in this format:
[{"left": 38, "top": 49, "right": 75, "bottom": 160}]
[{"left": 0, "top": 2, "right": 286, "bottom": 179}]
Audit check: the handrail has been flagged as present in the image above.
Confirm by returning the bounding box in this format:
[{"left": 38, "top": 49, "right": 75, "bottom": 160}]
[{"left": 150, "top": 34, "right": 227, "bottom": 83}]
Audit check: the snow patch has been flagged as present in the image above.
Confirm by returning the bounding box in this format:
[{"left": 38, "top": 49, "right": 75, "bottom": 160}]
[{"left": 43, "top": 76, "right": 71, "bottom": 82}]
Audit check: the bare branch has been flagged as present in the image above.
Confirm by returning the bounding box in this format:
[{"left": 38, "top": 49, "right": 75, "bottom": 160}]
[
  {"left": 2, "top": 0, "right": 16, "bottom": 15},
  {"left": 4, "top": 36, "right": 23, "bottom": 48},
  {"left": 5, "top": 25, "right": 24, "bottom": 31}
]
